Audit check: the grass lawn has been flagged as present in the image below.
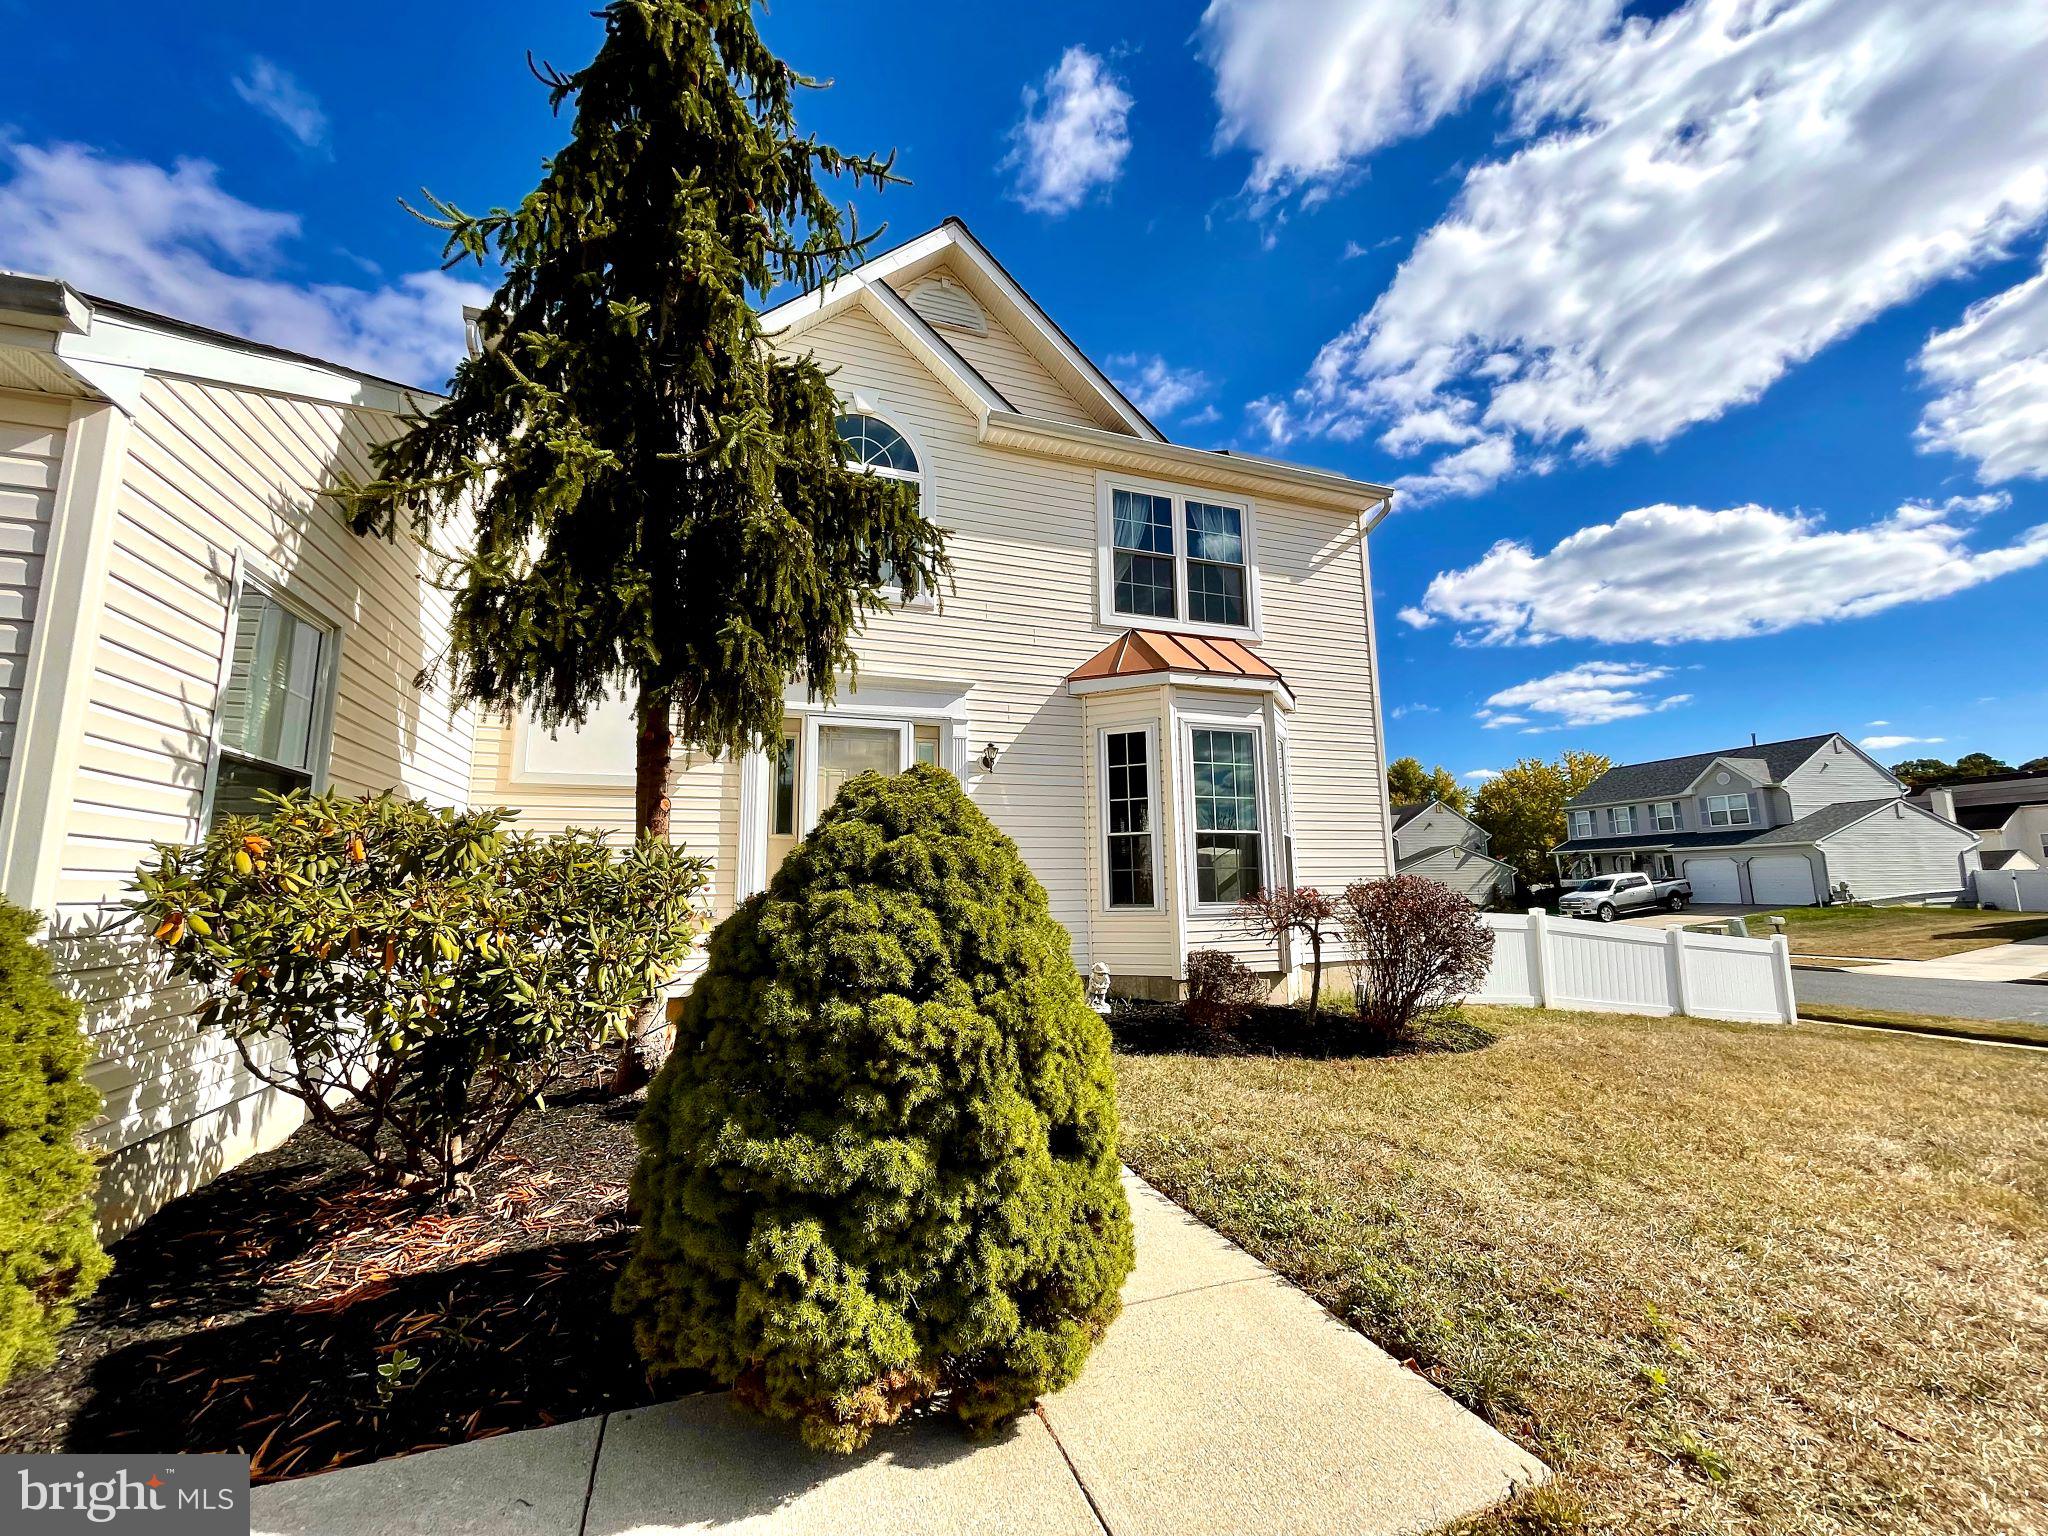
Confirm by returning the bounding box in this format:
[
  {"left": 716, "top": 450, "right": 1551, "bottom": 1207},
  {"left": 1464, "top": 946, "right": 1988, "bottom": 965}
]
[
  {"left": 1115, "top": 1006, "right": 2048, "bottom": 1535},
  {"left": 1763, "top": 904, "right": 2048, "bottom": 959}
]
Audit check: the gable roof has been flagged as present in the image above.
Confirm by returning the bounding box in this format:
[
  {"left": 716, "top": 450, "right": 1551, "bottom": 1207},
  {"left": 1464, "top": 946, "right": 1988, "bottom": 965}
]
[
  {"left": 759, "top": 218, "right": 1161, "bottom": 440},
  {"left": 1554, "top": 797, "right": 1964, "bottom": 853},
  {"left": 1391, "top": 801, "right": 1427, "bottom": 832},
  {"left": 1568, "top": 734, "right": 1841, "bottom": 808}
]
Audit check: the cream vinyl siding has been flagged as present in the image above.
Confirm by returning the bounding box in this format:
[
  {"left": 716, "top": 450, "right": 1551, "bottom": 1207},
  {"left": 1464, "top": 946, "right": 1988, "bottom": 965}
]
[
  {"left": 478, "top": 298, "right": 1390, "bottom": 984},
  {"left": 0, "top": 390, "right": 67, "bottom": 820},
  {"left": 1780, "top": 737, "right": 1900, "bottom": 817},
  {"left": 894, "top": 266, "right": 1105, "bottom": 430},
  {"left": 468, "top": 722, "right": 740, "bottom": 918},
  {"left": 47, "top": 373, "right": 476, "bottom": 1235}
]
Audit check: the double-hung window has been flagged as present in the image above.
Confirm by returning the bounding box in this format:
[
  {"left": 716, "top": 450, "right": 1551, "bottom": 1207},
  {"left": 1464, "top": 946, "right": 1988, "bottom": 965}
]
[
  {"left": 1706, "top": 793, "right": 1753, "bottom": 827},
  {"left": 1653, "top": 801, "right": 1680, "bottom": 832},
  {"left": 1100, "top": 728, "right": 1157, "bottom": 908},
  {"left": 207, "top": 580, "right": 338, "bottom": 828},
  {"left": 1189, "top": 727, "right": 1263, "bottom": 904},
  {"left": 1105, "top": 480, "right": 1254, "bottom": 632},
  {"left": 1609, "top": 806, "right": 1636, "bottom": 836},
  {"left": 1110, "top": 489, "right": 1177, "bottom": 619},
  {"left": 1569, "top": 809, "right": 1595, "bottom": 839}
]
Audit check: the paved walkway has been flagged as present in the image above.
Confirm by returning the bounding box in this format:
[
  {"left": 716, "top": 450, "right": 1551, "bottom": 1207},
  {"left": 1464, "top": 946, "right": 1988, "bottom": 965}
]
[
  {"left": 251, "top": 1173, "right": 1544, "bottom": 1536},
  {"left": 1793, "top": 966, "right": 2048, "bottom": 1024},
  {"left": 1845, "top": 934, "right": 2048, "bottom": 982}
]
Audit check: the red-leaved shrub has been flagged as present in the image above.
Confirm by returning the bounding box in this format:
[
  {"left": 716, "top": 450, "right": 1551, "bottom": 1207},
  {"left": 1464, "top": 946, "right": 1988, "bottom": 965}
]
[
  {"left": 1337, "top": 876, "right": 1493, "bottom": 1041},
  {"left": 1183, "top": 949, "right": 1264, "bottom": 1036}
]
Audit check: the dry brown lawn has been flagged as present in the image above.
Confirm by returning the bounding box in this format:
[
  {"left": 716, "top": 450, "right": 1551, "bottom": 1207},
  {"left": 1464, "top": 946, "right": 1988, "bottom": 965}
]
[
  {"left": 1115, "top": 1007, "right": 2048, "bottom": 1535},
  {"left": 1766, "top": 904, "right": 2048, "bottom": 960}
]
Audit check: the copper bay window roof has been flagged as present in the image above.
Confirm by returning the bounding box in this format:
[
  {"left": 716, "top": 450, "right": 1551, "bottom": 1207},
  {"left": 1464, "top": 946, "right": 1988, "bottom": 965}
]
[{"left": 1065, "top": 629, "right": 1295, "bottom": 705}]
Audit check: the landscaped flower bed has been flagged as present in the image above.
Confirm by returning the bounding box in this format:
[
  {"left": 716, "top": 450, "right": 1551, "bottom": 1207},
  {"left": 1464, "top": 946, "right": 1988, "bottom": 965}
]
[{"left": 0, "top": 1051, "right": 687, "bottom": 1482}]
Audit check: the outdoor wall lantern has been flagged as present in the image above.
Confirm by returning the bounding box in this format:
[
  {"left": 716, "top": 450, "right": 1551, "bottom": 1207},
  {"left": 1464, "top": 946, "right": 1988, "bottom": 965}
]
[{"left": 979, "top": 741, "right": 1001, "bottom": 773}]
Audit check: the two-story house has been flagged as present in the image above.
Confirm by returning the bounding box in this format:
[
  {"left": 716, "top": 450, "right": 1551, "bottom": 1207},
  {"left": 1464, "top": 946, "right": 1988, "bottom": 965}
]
[
  {"left": 1392, "top": 799, "right": 1515, "bottom": 906},
  {"left": 1910, "top": 769, "right": 2048, "bottom": 872},
  {"left": 1552, "top": 733, "right": 1977, "bottom": 906},
  {"left": 0, "top": 220, "right": 1399, "bottom": 1230}
]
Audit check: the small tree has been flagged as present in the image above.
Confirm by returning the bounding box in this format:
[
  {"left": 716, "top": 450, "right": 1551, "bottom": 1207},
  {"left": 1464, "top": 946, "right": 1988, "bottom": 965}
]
[
  {"left": 133, "top": 793, "right": 708, "bottom": 1200},
  {"left": 1387, "top": 756, "right": 1468, "bottom": 814},
  {"left": 336, "top": 1, "right": 949, "bottom": 1086},
  {"left": 1470, "top": 750, "right": 1611, "bottom": 886},
  {"left": 617, "top": 766, "right": 1131, "bottom": 1452},
  {"left": 1337, "top": 876, "right": 1493, "bottom": 1042},
  {"left": 1237, "top": 886, "right": 1337, "bottom": 1028},
  {"left": 1183, "top": 949, "right": 1264, "bottom": 1036},
  {"left": 0, "top": 901, "right": 109, "bottom": 1388}
]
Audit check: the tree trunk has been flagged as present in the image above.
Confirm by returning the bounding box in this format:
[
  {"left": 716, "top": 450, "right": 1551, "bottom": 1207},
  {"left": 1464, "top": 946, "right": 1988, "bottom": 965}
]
[{"left": 608, "top": 687, "right": 677, "bottom": 1094}]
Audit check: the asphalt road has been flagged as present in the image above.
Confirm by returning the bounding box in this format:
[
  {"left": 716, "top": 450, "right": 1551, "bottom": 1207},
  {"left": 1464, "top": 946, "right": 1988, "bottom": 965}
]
[{"left": 1793, "top": 966, "right": 2048, "bottom": 1024}]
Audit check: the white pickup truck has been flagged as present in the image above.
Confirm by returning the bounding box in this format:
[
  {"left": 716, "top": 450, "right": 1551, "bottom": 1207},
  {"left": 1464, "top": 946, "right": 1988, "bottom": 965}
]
[{"left": 1558, "top": 871, "right": 1691, "bottom": 922}]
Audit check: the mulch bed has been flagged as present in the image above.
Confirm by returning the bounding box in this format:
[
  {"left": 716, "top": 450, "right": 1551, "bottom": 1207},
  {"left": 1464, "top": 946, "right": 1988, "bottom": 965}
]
[
  {"left": 0, "top": 1053, "right": 699, "bottom": 1483},
  {"left": 1107, "top": 998, "right": 1498, "bottom": 1058}
]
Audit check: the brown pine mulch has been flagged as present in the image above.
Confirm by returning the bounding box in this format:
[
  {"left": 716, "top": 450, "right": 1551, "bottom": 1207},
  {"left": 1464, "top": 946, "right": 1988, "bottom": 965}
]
[{"left": 0, "top": 1055, "right": 698, "bottom": 1483}]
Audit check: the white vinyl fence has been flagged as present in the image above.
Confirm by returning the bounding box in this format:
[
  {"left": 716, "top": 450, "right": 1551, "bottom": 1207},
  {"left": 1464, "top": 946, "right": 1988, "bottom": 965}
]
[
  {"left": 1973, "top": 866, "right": 2048, "bottom": 912},
  {"left": 1469, "top": 910, "right": 1798, "bottom": 1024}
]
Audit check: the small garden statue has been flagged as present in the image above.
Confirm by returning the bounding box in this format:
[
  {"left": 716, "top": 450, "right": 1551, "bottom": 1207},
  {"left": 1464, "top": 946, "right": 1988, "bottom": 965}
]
[{"left": 1087, "top": 962, "right": 1113, "bottom": 1014}]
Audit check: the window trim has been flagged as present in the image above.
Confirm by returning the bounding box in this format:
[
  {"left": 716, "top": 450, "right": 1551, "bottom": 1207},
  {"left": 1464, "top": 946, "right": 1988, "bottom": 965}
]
[
  {"left": 1569, "top": 809, "right": 1595, "bottom": 840},
  {"left": 1609, "top": 806, "right": 1636, "bottom": 836},
  {"left": 836, "top": 393, "right": 937, "bottom": 611},
  {"left": 1096, "top": 471, "right": 1262, "bottom": 640},
  {"left": 1097, "top": 724, "right": 1163, "bottom": 913},
  {"left": 1178, "top": 714, "right": 1271, "bottom": 914},
  {"left": 199, "top": 561, "right": 343, "bottom": 831},
  {"left": 1653, "top": 800, "right": 1680, "bottom": 832}
]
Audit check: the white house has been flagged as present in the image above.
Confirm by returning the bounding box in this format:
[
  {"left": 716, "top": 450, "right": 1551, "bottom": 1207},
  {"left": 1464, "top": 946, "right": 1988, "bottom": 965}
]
[
  {"left": 0, "top": 219, "right": 1399, "bottom": 1231},
  {"left": 1391, "top": 799, "right": 1515, "bottom": 906},
  {"left": 1911, "top": 769, "right": 2048, "bottom": 872},
  {"left": 1553, "top": 733, "right": 1977, "bottom": 906}
]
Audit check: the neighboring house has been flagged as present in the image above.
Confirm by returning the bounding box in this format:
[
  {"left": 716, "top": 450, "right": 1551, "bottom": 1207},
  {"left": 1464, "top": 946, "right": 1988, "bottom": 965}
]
[
  {"left": 0, "top": 218, "right": 1398, "bottom": 1231},
  {"left": 1392, "top": 799, "right": 1515, "bottom": 906},
  {"left": 1553, "top": 733, "right": 1977, "bottom": 906},
  {"left": 1910, "top": 769, "right": 2048, "bottom": 871}
]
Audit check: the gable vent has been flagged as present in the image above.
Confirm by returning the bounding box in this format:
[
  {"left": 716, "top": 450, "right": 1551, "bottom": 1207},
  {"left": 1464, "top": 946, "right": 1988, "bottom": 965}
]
[{"left": 901, "top": 275, "right": 988, "bottom": 336}]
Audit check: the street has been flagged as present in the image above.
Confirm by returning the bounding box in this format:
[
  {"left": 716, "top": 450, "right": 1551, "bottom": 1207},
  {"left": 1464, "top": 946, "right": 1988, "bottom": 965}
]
[{"left": 1793, "top": 966, "right": 2048, "bottom": 1025}]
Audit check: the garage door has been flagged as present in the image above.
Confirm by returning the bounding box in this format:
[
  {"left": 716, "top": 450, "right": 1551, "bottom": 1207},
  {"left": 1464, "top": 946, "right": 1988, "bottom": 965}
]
[
  {"left": 1749, "top": 854, "right": 1817, "bottom": 906},
  {"left": 1683, "top": 857, "right": 1740, "bottom": 903}
]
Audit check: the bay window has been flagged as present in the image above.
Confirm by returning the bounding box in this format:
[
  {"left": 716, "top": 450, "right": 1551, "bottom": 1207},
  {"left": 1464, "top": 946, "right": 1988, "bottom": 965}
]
[
  {"left": 1100, "top": 728, "right": 1157, "bottom": 909},
  {"left": 1189, "top": 726, "right": 1263, "bottom": 905}
]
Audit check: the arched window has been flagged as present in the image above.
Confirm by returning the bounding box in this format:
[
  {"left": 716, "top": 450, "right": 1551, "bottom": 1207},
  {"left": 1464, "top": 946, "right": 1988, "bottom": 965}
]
[
  {"left": 835, "top": 412, "right": 927, "bottom": 599},
  {"left": 836, "top": 413, "right": 920, "bottom": 481}
]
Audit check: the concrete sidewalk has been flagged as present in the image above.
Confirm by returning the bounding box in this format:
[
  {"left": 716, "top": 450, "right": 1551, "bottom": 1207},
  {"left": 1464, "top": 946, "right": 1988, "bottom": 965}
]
[
  {"left": 252, "top": 1173, "right": 1544, "bottom": 1536},
  {"left": 1847, "top": 935, "right": 2048, "bottom": 983}
]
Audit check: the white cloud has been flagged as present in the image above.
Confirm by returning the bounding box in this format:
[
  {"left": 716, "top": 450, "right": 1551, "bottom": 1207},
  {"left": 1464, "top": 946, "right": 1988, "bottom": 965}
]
[
  {"left": 232, "top": 58, "right": 329, "bottom": 152},
  {"left": 1866, "top": 720, "right": 1890, "bottom": 728},
  {"left": 1916, "top": 247, "right": 2048, "bottom": 483},
  {"left": 1861, "top": 734, "right": 1944, "bottom": 751},
  {"left": 0, "top": 141, "right": 490, "bottom": 388},
  {"left": 1199, "top": 0, "right": 1621, "bottom": 204},
  {"left": 1480, "top": 662, "right": 1690, "bottom": 730},
  {"left": 1463, "top": 768, "right": 1501, "bottom": 782},
  {"left": 1388, "top": 702, "right": 1439, "bottom": 721},
  {"left": 1004, "top": 47, "right": 1133, "bottom": 216},
  {"left": 1108, "top": 353, "right": 1212, "bottom": 420},
  {"left": 1406, "top": 494, "right": 2048, "bottom": 645},
  {"left": 1248, "top": 0, "right": 2048, "bottom": 499}
]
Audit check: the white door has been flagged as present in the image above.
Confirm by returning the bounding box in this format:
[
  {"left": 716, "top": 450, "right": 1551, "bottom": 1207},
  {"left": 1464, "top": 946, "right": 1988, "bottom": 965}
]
[
  {"left": 1748, "top": 854, "right": 1817, "bottom": 906},
  {"left": 1683, "top": 857, "right": 1741, "bottom": 903}
]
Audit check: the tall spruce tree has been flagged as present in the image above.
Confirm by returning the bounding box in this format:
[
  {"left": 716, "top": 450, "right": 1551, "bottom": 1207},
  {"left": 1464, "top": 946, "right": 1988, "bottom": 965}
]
[{"left": 339, "top": 2, "right": 947, "bottom": 1080}]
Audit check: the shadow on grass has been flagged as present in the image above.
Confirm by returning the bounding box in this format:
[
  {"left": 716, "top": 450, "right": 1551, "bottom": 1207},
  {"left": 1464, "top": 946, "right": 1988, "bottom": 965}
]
[
  {"left": 68, "top": 1232, "right": 689, "bottom": 1482},
  {"left": 1108, "top": 999, "right": 1498, "bottom": 1060}
]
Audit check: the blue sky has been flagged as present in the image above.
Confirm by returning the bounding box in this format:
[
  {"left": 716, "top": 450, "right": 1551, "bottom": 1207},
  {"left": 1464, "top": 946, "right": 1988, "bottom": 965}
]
[{"left": 5, "top": 0, "right": 2045, "bottom": 783}]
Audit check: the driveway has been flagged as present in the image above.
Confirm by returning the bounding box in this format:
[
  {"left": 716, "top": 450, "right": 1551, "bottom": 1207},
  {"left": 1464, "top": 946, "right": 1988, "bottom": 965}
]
[
  {"left": 1793, "top": 966, "right": 2048, "bottom": 1025},
  {"left": 1848, "top": 935, "right": 2048, "bottom": 983},
  {"left": 1614, "top": 904, "right": 1776, "bottom": 932}
]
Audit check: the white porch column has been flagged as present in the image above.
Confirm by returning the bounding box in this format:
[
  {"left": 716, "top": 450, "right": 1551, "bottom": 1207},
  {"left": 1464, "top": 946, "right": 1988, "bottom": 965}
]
[{"left": 734, "top": 748, "right": 771, "bottom": 900}]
